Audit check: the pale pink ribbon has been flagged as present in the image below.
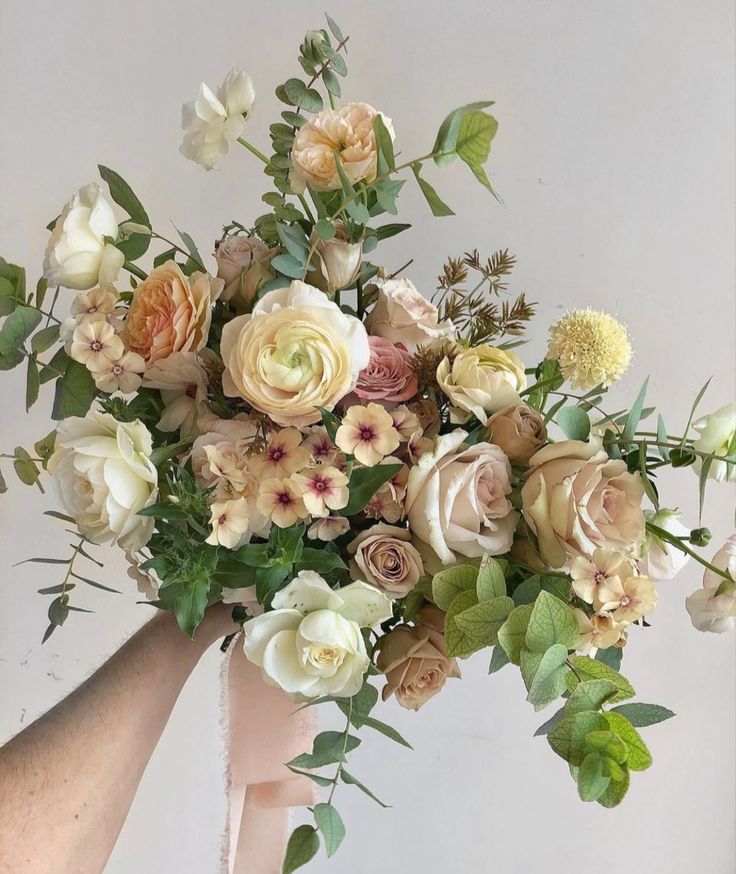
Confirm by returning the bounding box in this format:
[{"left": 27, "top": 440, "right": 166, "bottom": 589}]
[{"left": 221, "top": 638, "right": 316, "bottom": 874}]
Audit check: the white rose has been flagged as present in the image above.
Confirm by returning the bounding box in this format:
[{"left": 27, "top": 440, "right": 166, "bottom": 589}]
[
  {"left": 405, "top": 429, "right": 518, "bottom": 565},
  {"left": 692, "top": 403, "right": 736, "bottom": 483},
  {"left": 364, "top": 277, "right": 456, "bottom": 353},
  {"left": 180, "top": 67, "right": 255, "bottom": 170},
  {"left": 242, "top": 571, "right": 393, "bottom": 698},
  {"left": 307, "top": 223, "right": 363, "bottom": 294},
  {"left": 48, "top": 411, "right": 158, "bottom": 552},
  {"left": 639, "top": 509, "right": 691, "bottom": 581},
  {"left": 43, "top": 184, "right": 125, "bottom": 290},
  {"left": 685, "top": 535, "right": 736, "bottom": 633}
]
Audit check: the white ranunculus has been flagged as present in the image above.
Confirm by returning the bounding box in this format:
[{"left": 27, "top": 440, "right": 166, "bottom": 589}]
[
  {"left": 48, "top": 411, "right": 158, "bottom": 552},
  {"left": 685, "top": 535, "right": 736, "bottom": 633},
  {"left": 692, "top": 403, "right": 736, "bottom": 483},
  {"left": 180, "top": 67, "right": 255, "bottom": 170},
  {"left": 242, "top": 571, "right": 393, "bottom": 698},
  {"left": 639, "top": 509, "right": 691, "bottom": 581},
  {"left": 43, "top": 184, "right": 124, "bottom": 290}
]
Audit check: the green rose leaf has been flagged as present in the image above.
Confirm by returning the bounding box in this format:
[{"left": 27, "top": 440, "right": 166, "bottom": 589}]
[
  {"left": 339, "top": 463, "right": 403, "bottom": 516},
  {"left": 444, "top": 589, "right": 481, "bottom": 658},
  {"left": 524, "top": 643, "right": 570, "bottom": 709},
  {"left": 565, "top": 679, "right": 619, "bottom": 715},
  {"left": 548, "top": 711, "right": 609, "bottom": 766},
  {"left": 597, "top": 764, "right": 630, "bottom": 808},
  {"left": 432, "top": 563, "right": 479, "bottom": 610},
  {"left": 313, "top": 803, "right": 345, "bottom": 858},
  {"left": 603, "top": 712, "right": 653, "bottom": 771},
  {"left": 0, "top": 305, "right": 42, "bottom": 357},
  {"left": 497, "top": 603, "right": 534, "bottom": 665},
  {"left": 283, "top": 825, "right": 320, "bottom": 873},
  {"left": 525, "top": 590, "right": 579, "bottom": 652},
  {"left": 174, "top": 575, "right": 210, "bottom": 637},
  {"left": 432, "top": 101, "right": 495, "bottom": 166},
  {"left": 565, "top": 656, "right": 635, "bottom": 704},
  {"left": 51, "top": 361, "right": 96, "bottom": 420}
]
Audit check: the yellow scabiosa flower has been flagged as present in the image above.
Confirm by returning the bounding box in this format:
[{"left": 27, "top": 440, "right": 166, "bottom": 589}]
[{"left": 547, "top": 308, "right": 632, "bottom": 390}]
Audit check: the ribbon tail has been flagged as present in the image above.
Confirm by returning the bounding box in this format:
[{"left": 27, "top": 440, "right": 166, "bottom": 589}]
[{"left": 221, "top": 636, "right": 317, "bottom": 874}]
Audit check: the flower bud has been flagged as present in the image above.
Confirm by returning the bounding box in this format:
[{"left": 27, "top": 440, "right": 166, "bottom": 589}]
[
  {"left": 690, "top": 527, "right": 712, "bottom": 547},
  {"left": 307, "top": 223, "right": 363, "bottom": 294}
]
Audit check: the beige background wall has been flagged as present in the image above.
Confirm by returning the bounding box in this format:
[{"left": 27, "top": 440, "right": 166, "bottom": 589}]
[{"left": 1, "top": 0, "right": 734, "bottom": 871}]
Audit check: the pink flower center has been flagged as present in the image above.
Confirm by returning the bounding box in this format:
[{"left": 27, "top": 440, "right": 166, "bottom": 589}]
[
  {"left": 185, "top": 383, "right": 198, "bottom": 399},
  {"left": 269, "top": 446, "right": 285, "bottom": 462},
  {"left": 359, "top": 426, "right": 375, "bottom": 442},
  {"left": 112, "top": 364, "right": 124, "bottom": 376},
  {"left": 276, "top": 491, "right": 293, "bottom": 507},
  {"left": 218, "top": 513, "right": 228, "bottom": 525},
  {"left": 90, "top": 340, "right": 103, "bottom": 352},
  {"left": 593, "top": 570, "right": 607, "bottom": 586}
]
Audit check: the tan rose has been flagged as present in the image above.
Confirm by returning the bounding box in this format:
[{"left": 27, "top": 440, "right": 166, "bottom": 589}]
[
  {"left": 365, "top": 276, "right": 456, "bottom": 353},
  {"left": 215, "top": 234, "right": 275, "bottom": 309},
  {"left": 405, "top": 430, "right": 518, "bottom": 565},
  {"left": 290, "top": 103, "right": 393, "bottom": 192},
  {"left": 348, "top": 523, "right": 424, "bottom": 598},
  {"left": 408, "top": 398, "right": 441, "bottom": 437},
  {"left": 376, "top": 606, "right": 460, "bottom": 710},
  {"left": 123, "top": 261, "right": 223, "bottom": 365},
  {"left": 307, "top": 222, "right": 363, "bottom": 294},
  {"left": 487, "top": 403, "right": 548, "bottom": 464},
  {"left": 520, "top": 439, "right": 645, "bottom": 570},
  {"left": 437, "top": 345, "right": 527, "bottom": 424},
  {"left": 220, "top": 281, "right": 370, "bottom": 427}
]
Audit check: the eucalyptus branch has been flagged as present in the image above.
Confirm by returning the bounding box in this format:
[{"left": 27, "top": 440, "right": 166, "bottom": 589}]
[
  {"left": 548, "top": 390, "right": 619, "bottom": 430},
  {"left": 150, "top": 231, "right": 199, "bottom": 265},
  {"left": 646, "top": 522, "right": 734, "bottom": 583},
  {"left": 327, "top": 698, "right": 353, "bottom": 806},
  {"left": 605, "top": 437, "right": 733, "bottom": 463}
]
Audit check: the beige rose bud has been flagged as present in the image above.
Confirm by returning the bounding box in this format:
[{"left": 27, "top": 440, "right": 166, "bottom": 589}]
[
  {"left": 376, "top": 607, "right": 460, "bottom": 710},
  {"left": 348, "top": 523, "right": 424, "bottom": 598},
  {"left": 215, "top": 235, "right": 275, "bottom": 310},
  {"left": 307, "top": 223, "right": 363, "bottom": 294},
  {"left": 408, "top": 398, "right": 441, "bottom": 436},
  {"left": 487, "top": 403, "right": 548, "bottom": 464}
]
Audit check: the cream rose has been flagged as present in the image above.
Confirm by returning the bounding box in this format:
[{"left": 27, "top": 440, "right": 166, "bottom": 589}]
[
  {"left": 43, "top": 184, "right": 124, "bottom": 290},
  {"left": 290, "top": 103, "right": 393, "bottom": 193},
  {"left": 307, "top": 222, "right": 363, "bottom": 294},
  {"left": 242, "top": 571, "right": 393, "bottom": 698},
  {"left": 376, "top": 606, "right": 461, "bottom": 710},
  {"left": 347, "top": 523, "right": 424, "bottom": 598},
  {"left": 487, "top": 403, "right": 548, "bottom": 463},
  {"left": 215, "top": 234, "right": 275, "bottom": 309},
  {"left": 48, "top": 412, "right": 158, "bottom": 552},
  {"left": 123, "top": 261, "right": 223, "bottom": 365},
  {"left": 405, "top": 430, "right": 518, "bottom": 565},
  {"left": 521, "top": 439, "right": 645, "bottom": 570},
  {"left": 220, "top": 280, "right": 370, "bottom": 427},
  {"left": 364, "top": 277, "right": 456, "bottom": 353},
  {"left": 437, "top": 346, "right": 527, "bottom": 424}
]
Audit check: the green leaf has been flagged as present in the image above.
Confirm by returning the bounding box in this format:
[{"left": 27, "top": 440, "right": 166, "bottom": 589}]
[
  {"left": 47, "top": 595, "right": 70, "bottom": 627},
  {"left": 276, "top": 222, "right": 310, "bottom": 260},
  {"left": 411, "top": 164, "right": 454, "bottom": 216},
  {"left": 548, "top": 710, "right": 609, "bottom": 766},
  {"left": 455, "top": 110, "right": 498, "bottom": 185},
  {"left": 271, "top": 253, "right": 307, "bottom": 279},
  {"left": 533, "top": 705, "right": 565, "bottom": 736},
  {"left": 512, "top": 573, "right": 571, "bottom": 606},
  {"left": 525, "top": 591, "right": 579, "bottom": 652},
  {"left": 621, "top": 378, "right": 649, "bottom": 444},
  {"left": 595, "top": 646, "right": 623, "bottom": 671},
  {"left": 361, "top": 716, "right": 412, "bottom": 749},
  {"left": 0, "top": 276, "right": 20, "bottom": 316},
  {"left": 13, "top": 447, "right": 40, "bottom": 486},
  {"left": 25, "top": 354, "right": 40, "bottom": 411},
  {"left": 610, "top": 702, "right": 675, "bottom": 727},
  {"left": 577, "top": 752, "right": 611, "bottom": 802},
  {"left": 432, "top": 101, "right": 495, "bottom": 166},
  {"left": 339, "top": 463, "right": 403, "bottom": 516},
  {"left": 325, "top": 13, "right": 344, "bottom": 42},
  {"left": 341, "top": 769, "right": 390, "bottom": 807},
  {"left": 51, "top": 361, "right": 96, "bottom": 420},
  {"left": 296, "top": 548, "right": 347, "bottom": 574},
  {"left": 282, "top": 825, "right": 320, "bottom": 873},
  {"left": 315, "top": 219, "right": 336, "bottom": 241},
  {"left": 313, "top": 804, "right": 345, "bottom": 858},
  {"left": 584, "top": 729, "right": 627, "bottom": 763},
  {"left": 373, "top": 223, "right": 411, "bottom": 241},
  {"left": 444, "top": 589, "right": 480, "bottom": 657},
  {"left": 255, "top": 564, "right": 292, "bottom": 605},
  {"left": 174, "top": 225, "right": 205, "bottom": 270},
  {"left": 288, "top": 731, "right": 360, "bottom": 769},
  {"left": 336, "top": 681, "right": 378, "bottom": 728},
  {"left": 432, "top": 563, "right": 478, "bottom": 610},
  {"left": 524, "top": 643, "right": 570, "bottom": 708},
  {"left": 603, "top": 712, "right": 652, "bottom": 771},
  {"left": 0, "top": 467, "right": 6, "bottom": 494},
  {"left": 286, "top": 765, "right": 333, "bottom": 787},
  {"left": 0, "top": 306, "right": 42, "bottom": 356},
  {"left": 565, "top": 656, "right": 635, "bottom": 704},
  {"left": 98, "top": 165, "right": 150, "bottom": 226},
  {"left": 174, "top": 576, "right": 210, "bottom": 637},
  {"left": 497, "top": 603, "right": 534, "bottom": 664},
  {"left": 488, "top": 645, "right": 510, "bottom": 674},
  {"left": 565, "top": 679, "right": 618, "bottom": 715},
  {"left": 31, "top": 324, "right": 60, "bottom": 354},
  {"left": 374, "top": 115, "right": 395, "bottom": 172},
  {"left": 454, "top": 595, "right": 514, "bottom": 648},
  {"left": 597, "top": 764, "right": 630, "bottom": 808},
  {"left": 556, "top": 406, "right": 591, "bottom": 441},
  {"left": 323, "top": 68, "right": 341, "bottom": 97},
  {"left": 476, "top": 554, "right": 506, "bottom": 600}
]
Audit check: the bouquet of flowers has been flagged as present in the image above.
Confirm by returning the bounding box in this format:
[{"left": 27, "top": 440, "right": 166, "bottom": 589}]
[{"left": 1, "top": 15, "right": 734, "bottom": 872}]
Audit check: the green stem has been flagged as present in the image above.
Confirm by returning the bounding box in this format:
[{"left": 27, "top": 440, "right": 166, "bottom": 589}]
[
  {"left": 327, "top": 699, "right": 353, "bottom": 806},
  {"left": 646, "top": 522, "right": 734, "bottom": 583},
  {"left": 605, "top": 437, "right": 732, "bottom": 463},
  {"left": 237, "top": 137, "right": 270, "bottom": 166},
  {"left": 297, "top": 193, "right": 316, "bottom": 224},
  {"left": 123, "top": 261, "right": 147, "bottom": 281},
  {"left": 150, "top": 231, "right": 197, "bottom": 265}
]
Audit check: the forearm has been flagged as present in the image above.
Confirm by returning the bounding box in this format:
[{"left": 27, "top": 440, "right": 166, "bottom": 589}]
[{"left": 0, "top": 605, "right": 233, "bottom": 874}]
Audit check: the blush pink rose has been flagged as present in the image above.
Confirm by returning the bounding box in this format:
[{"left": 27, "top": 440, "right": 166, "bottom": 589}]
[{"left": 349, "top": 336, "right": 418, "bottom": 408}]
